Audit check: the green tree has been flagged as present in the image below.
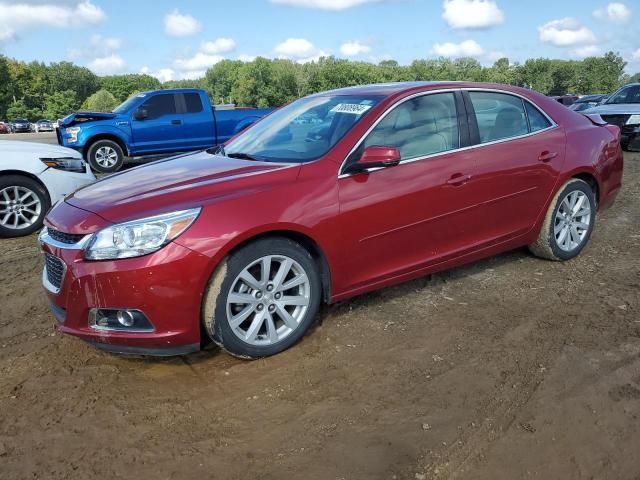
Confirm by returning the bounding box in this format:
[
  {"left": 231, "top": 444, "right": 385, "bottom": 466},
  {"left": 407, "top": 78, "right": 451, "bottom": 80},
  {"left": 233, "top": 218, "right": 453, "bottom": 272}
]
[
  {"left": 7, "top": 100, "right": 40, "bottom": 121},
  {"left": 44, "top": 90, "right": 79, "bottom": 120},
  {"left": 82, "top": 89, "right": 118, "bottom": 112},
  {"left": 47, "top": 62, "right": 98, "bottom": 104},
  {"left": 100, "top": 74, "right": 161, "bottom": 102},
  {"left": 0, "top": 56, "right": 11, "bottom": 120}
]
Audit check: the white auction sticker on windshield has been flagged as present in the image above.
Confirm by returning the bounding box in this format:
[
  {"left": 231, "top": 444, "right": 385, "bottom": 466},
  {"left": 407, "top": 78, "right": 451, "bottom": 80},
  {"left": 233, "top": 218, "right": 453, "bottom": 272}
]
[{"left": 330, "top": 104, "right": 372, "bottom": 115}]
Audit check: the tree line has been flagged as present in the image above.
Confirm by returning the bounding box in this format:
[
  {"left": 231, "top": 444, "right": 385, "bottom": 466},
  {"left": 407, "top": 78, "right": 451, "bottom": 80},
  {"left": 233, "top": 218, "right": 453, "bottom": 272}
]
[{"left": 1, "top": 52, "right": 638, "bottom": 121}]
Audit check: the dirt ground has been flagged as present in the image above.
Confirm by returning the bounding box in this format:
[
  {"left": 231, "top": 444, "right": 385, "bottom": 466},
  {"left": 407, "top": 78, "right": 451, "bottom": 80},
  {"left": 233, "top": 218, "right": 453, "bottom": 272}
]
[{"left": 1, "top": 153, "right": 639, "bottom": 480}]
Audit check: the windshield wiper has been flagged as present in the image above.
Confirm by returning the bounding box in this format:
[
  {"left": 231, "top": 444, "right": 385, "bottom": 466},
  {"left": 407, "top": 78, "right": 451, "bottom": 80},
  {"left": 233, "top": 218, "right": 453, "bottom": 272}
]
[
  {"left": 207, "top": 144, "right": 226, "bottom": 156},
  {"left": 226, "top": 152, "right": 261, "bottom": 161}
]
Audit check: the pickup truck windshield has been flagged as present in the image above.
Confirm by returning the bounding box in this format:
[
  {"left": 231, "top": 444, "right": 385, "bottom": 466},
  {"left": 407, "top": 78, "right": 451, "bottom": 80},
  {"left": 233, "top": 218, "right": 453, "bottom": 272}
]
[
  {"left": 112, "top": 94, "right": 144, "bottom": 114},
  {"left": 224, "top": 95, "right": 382, "bottom": 163}
]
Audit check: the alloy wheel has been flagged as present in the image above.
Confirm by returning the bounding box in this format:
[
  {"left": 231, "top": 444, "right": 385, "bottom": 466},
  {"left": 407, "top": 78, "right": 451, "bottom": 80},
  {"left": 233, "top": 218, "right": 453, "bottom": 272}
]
[
  {"left": 226, "top": 255, "right": 311, "bottom": 346},
  {"left": 95, "top": 146, "right": 118, "bottom": 168},
  {"left": 0, "top": 186, "right": 42, "bottom": 230},
  {"left": 554, "top": 190, "right": 591, "bottom": 252}
]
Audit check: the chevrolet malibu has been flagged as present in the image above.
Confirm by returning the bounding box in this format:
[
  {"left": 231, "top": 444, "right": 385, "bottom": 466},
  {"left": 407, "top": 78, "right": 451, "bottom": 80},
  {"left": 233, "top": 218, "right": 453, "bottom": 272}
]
[{"left": 40, "top": 82, "right": 624, "bottom": 358}]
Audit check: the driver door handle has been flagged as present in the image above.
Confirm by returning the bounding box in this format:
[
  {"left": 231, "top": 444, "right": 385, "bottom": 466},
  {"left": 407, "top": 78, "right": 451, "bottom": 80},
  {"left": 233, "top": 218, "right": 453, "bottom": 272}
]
[
  {"left": 447, "top": 173, "right": 472, "bottom": 186},
  {"left": 171, "top": 119, "right": 183, "bottom": 125}
]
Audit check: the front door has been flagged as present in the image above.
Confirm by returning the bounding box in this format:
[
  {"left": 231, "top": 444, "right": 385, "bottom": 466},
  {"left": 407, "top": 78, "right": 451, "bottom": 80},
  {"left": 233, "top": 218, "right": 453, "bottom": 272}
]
[
  {"left": 131, "top": 93, "right": 184, "bottom": 154},
  {"left": 337, "top": 91, "right": 482, "bottom": 292}
]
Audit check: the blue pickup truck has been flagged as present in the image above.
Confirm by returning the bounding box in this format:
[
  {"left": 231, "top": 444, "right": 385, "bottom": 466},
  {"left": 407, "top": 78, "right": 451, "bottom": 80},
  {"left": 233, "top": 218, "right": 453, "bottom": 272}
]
[{"left": 57, "top": 88, "right": 273, "bottom": 173}]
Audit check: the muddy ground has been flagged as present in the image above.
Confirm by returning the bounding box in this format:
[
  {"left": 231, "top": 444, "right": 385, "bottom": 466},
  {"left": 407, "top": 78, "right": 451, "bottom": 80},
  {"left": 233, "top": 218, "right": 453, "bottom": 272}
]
[{"left": 1, "top": 153, "right": 639, "bottom": 480}]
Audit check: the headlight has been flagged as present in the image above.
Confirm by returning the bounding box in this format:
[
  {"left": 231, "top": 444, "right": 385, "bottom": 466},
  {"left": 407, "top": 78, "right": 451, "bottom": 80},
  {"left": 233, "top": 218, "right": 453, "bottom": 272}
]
[
  {"left": 40, "top": 157, "right": 86, "bottom": 173},
  {"left": 626, "top": 114, "right": 640, "bottom": 125},
  {"left": 84, "top": 208, "right": 201, "bottom": 260},
  {"left": 66, "top": 126, "right": 81, "bottom": 143}
]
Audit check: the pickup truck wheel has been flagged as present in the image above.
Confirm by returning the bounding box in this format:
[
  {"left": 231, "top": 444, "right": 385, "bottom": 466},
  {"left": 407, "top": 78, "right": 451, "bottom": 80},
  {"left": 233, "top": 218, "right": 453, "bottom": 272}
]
[
  {"left": 0, "top": 175, "right": 50, "bottom": 238},
  {"left": 87, "top": 140, "right": 124, "bottom": 173}
]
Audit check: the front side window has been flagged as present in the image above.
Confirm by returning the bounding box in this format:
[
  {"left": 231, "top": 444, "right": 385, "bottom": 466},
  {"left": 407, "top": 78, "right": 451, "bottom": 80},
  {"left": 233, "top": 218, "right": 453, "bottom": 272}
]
[
  {"left": 362, "top": 92, "right": 459, "bottom": 161},
  {"left": 140, "top": 94, "right": 177, "bottom": 120},
  {"left": 469, "top": 91, "right": 528, "bottom": 143},
  {"left": 223, "top": 95, "right": 382, "bottom": 163},
  {"left": 606, "top": 85, "right": 640, "bottom": 105}
]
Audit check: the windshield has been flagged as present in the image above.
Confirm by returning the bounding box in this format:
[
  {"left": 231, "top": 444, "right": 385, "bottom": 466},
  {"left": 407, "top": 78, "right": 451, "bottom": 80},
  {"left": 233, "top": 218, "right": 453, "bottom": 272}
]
[
  {"left": 606, "top": 85, "right": 640, "bottom": 105},
  {"left": 112, "top": 94, "right": 145, "bottom": 114},
  {"left": 223, "top": 94, "right": 383, "bottom": 163}
]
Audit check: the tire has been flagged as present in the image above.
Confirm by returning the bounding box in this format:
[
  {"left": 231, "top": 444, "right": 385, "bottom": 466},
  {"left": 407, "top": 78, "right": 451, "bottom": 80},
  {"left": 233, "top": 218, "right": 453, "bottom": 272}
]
[
  {"left": 0, "top": 175, "right": 50, "bottom": 238},
  {"left": 528, "top": 178, "right": 596, "bottom": 261},
  {"left": 202, "top": 237, "right": 322, "bottom": 359},
  {"left": 87, "top": 139, "right": 125, "bottom": 173}
]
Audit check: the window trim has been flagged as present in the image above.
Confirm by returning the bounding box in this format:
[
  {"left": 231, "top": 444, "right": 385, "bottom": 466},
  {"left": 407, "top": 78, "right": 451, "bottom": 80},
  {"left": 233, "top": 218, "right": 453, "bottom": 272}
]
[{"left": 338, "top": 87, "right": 558, "bottom": 179}]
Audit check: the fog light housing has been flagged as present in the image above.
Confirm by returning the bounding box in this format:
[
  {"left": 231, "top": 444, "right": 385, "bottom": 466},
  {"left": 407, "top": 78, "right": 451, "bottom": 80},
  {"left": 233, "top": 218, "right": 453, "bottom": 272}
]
[{"left": 89, "top": 308, "right": 154, "bottom": 332}]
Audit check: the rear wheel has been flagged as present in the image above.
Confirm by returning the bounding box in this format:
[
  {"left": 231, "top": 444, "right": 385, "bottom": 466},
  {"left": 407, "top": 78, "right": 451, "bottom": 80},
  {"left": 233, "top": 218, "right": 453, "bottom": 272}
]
[
  {"left": 87, "top": 139, "right": 125, "bottom": 173},
  {"left": 202, "top": 237, "right": 322, "bottom": 359},
  {"left": 529, "top": 178, "right": 595, "bottom": 261},
  {"left": 0, "top": 175, "right": 50, "bottom": 238}
]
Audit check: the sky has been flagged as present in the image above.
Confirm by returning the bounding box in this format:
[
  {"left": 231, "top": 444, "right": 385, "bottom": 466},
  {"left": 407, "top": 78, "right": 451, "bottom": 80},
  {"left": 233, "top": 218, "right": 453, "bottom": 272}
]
[{"left": 0, "top": 0, "right": 639, "bottom": 81}]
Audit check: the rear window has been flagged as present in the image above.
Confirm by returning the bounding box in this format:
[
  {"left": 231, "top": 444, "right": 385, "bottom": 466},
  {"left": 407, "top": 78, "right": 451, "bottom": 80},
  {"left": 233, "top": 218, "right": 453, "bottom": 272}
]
[
  {"left": 469, "top": 91, "right": 528, "bottom": 143},
  {"left": 184, "top": 93, "right": 203, "bottom": 113}
]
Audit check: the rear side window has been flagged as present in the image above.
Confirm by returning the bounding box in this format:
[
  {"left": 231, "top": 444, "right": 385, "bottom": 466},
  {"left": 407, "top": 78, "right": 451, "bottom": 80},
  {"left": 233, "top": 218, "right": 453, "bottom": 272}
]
[
  {"left": 141, "top": 94, "right": 177, "bottom": 120},
  {"left": 525, "top": 102, "right": 552, "bottom": 132},
  {"left": 184, "top": 93, "right": 203, "bottom": 113},
  {"left": 469, "top": 91, "right": 528, "bottom": 143},
  {"left": 363, "top": 92, "right": 459, "bottom": 161}
]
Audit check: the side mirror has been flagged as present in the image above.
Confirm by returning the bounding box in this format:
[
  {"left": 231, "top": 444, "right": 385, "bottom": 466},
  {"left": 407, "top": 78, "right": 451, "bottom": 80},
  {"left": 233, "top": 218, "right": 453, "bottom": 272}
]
[
  {"left": 348, "top": 146, "right": 401, "bottom": 174},
  {"left": 134, "top": 108, "right": 148, "bottom": 120}
]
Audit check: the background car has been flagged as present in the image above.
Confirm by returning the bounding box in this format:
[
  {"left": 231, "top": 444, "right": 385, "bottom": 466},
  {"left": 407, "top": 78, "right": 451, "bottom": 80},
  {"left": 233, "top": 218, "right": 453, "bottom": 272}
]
[
  {"left": 0, "top": 122, "right": 9, "bottom": 134},
  {"left": 550, "top": 94, "right": 579, "bottom": 106},
  {"left": 10, "top": 119, "right": 32, "bottom": 133},
  {"left": 0, "top": 140, "right": 96, "bottom": 238},
  {"left": 568, "top": 94, "right": 608, "bottom": 112},
  {"left": 40, "top": 81, "right": 623, "bottom": 359},
  {"left": 583, "top": 83, "right": 640, "bottom": 151},
  {"left": 34, "top": 119, "right": 54, "bottom": 133}
]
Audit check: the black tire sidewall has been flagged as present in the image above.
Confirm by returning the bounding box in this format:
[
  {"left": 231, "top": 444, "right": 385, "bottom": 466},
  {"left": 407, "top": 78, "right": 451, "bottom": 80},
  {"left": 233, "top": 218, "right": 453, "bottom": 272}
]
[
  {"left": 548, "top": 180, "right": 596, "bottom": 261},
  {"left": 211, "top": 238, "right": 322, "bottom": 359},
  {"left": 87, "top": 140, "right": 124, "bottom": 173},
  {"left": 0, "top": 175, "right": 50, "bottom": 238}
]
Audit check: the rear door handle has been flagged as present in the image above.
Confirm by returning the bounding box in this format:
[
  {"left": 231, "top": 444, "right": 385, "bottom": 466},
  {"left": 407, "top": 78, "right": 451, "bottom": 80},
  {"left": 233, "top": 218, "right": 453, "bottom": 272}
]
[
  {"left": 538, "top": 151, "right": 558, "bottom": 163},
  {"left": 171, "top": 119, "right": 183, "bottom": 125},
  {"left": 447, "top": 173, "right": 472, "bottom": 186}
]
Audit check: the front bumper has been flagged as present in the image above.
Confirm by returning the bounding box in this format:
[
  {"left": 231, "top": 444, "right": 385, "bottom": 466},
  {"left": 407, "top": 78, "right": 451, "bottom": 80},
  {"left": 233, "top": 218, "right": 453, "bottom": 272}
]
[
  {"left": 37, "top": 163, "right": 96, "bottom": 205},
  {"left": 621, "top": 126, "right": 640, "bottom": 152},
  {"left": 39, "top": 219, "right": 212, "bottom": 356}
]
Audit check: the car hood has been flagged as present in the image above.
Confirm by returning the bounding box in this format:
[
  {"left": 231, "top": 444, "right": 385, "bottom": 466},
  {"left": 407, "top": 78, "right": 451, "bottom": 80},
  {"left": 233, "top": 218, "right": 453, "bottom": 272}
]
[
  {"left": 65, "top": 150, "right": 299, "bottom": 223},
  {"left": 0, "top": 140, "right": 82, "bottom": 159},
  {"left": 60, "top": 111, "right": 118, "bottom": 127},
  {"left": 583, "top": 104, "right": 640, "bottom": 115}
]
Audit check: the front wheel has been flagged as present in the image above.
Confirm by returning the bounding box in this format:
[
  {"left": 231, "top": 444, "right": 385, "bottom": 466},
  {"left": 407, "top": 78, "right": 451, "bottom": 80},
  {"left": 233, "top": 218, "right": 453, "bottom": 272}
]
[
  {"left": 529, "top": 178, "right": 596, "bottom": 261},
  {"left": 0, "top": 175, "right": 50, "bottom": 238},
  {"left": 203, "top": 237, "right": 322, "bottom": 359},
  {"left": 87, "top": 139, "right": 125, "bottom": 173}
]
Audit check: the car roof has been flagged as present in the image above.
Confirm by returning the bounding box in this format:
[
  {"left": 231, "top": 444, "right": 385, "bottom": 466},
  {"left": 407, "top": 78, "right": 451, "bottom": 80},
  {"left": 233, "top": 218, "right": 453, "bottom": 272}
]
[{"left": 311, "top": 81, "right": 537, "bottom": 98}]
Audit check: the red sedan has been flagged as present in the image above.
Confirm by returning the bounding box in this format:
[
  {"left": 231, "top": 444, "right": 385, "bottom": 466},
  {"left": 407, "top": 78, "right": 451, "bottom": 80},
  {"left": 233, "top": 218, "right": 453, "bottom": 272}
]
[{"left": 40, "top": 82, "right": 623, "bottom": 358}]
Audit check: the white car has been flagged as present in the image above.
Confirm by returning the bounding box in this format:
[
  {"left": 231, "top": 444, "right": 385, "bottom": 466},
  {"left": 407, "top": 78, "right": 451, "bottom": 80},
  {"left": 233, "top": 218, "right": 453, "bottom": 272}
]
[{"left": 0, "top": 141, "right": 96, "bottom": 238}]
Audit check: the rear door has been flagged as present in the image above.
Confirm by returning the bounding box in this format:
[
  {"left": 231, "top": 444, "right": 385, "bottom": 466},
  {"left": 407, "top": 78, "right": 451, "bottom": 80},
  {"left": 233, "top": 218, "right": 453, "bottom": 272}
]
[
  {"left": 130, "top": 93, "right": 184, "bottom": 154},
  {"left": 175, "top": 92, "right": 216, "bottom": 150},
  {"left": 462, "top": 90, "right": 565, "bottom": 243}
]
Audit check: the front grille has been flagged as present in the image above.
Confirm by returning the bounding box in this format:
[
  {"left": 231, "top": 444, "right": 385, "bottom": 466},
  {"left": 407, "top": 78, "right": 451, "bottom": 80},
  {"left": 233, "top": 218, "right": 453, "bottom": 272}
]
[
  {"left": 601, "top": 115, "right": 631, "bottom": 128},
  {"left": 44, "top": 254, "right": 65, "bottom": 290},
  {"left": 48, "top": 228, "right": 85, "bottom": 245}
]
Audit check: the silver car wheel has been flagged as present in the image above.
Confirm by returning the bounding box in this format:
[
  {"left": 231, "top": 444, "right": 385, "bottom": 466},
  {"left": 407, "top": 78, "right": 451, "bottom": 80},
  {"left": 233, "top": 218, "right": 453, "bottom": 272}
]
[
  {"left": 0, "top": 186, "right": 42, "bottom": 230},
  {"left": 554, "top": 190, "right": 591, "bottom": 252},
  {"left": 95, "top": 146, "right": 118, "bottom": 168},
  {"left": 226, "top": 255, "right": 311, "bottom": 346}
]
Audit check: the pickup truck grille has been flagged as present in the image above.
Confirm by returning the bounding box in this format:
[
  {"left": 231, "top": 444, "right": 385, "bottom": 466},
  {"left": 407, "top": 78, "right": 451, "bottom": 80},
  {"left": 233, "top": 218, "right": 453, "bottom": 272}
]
[
  {"left": 48, "top": 228, "right": 86, "bottom": 245},
  {"left": 44, "top": 254, "right": 65, "bottom": 291},
  {"left": 601, "top": 115, "right": 630, "bottom": 128}
]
